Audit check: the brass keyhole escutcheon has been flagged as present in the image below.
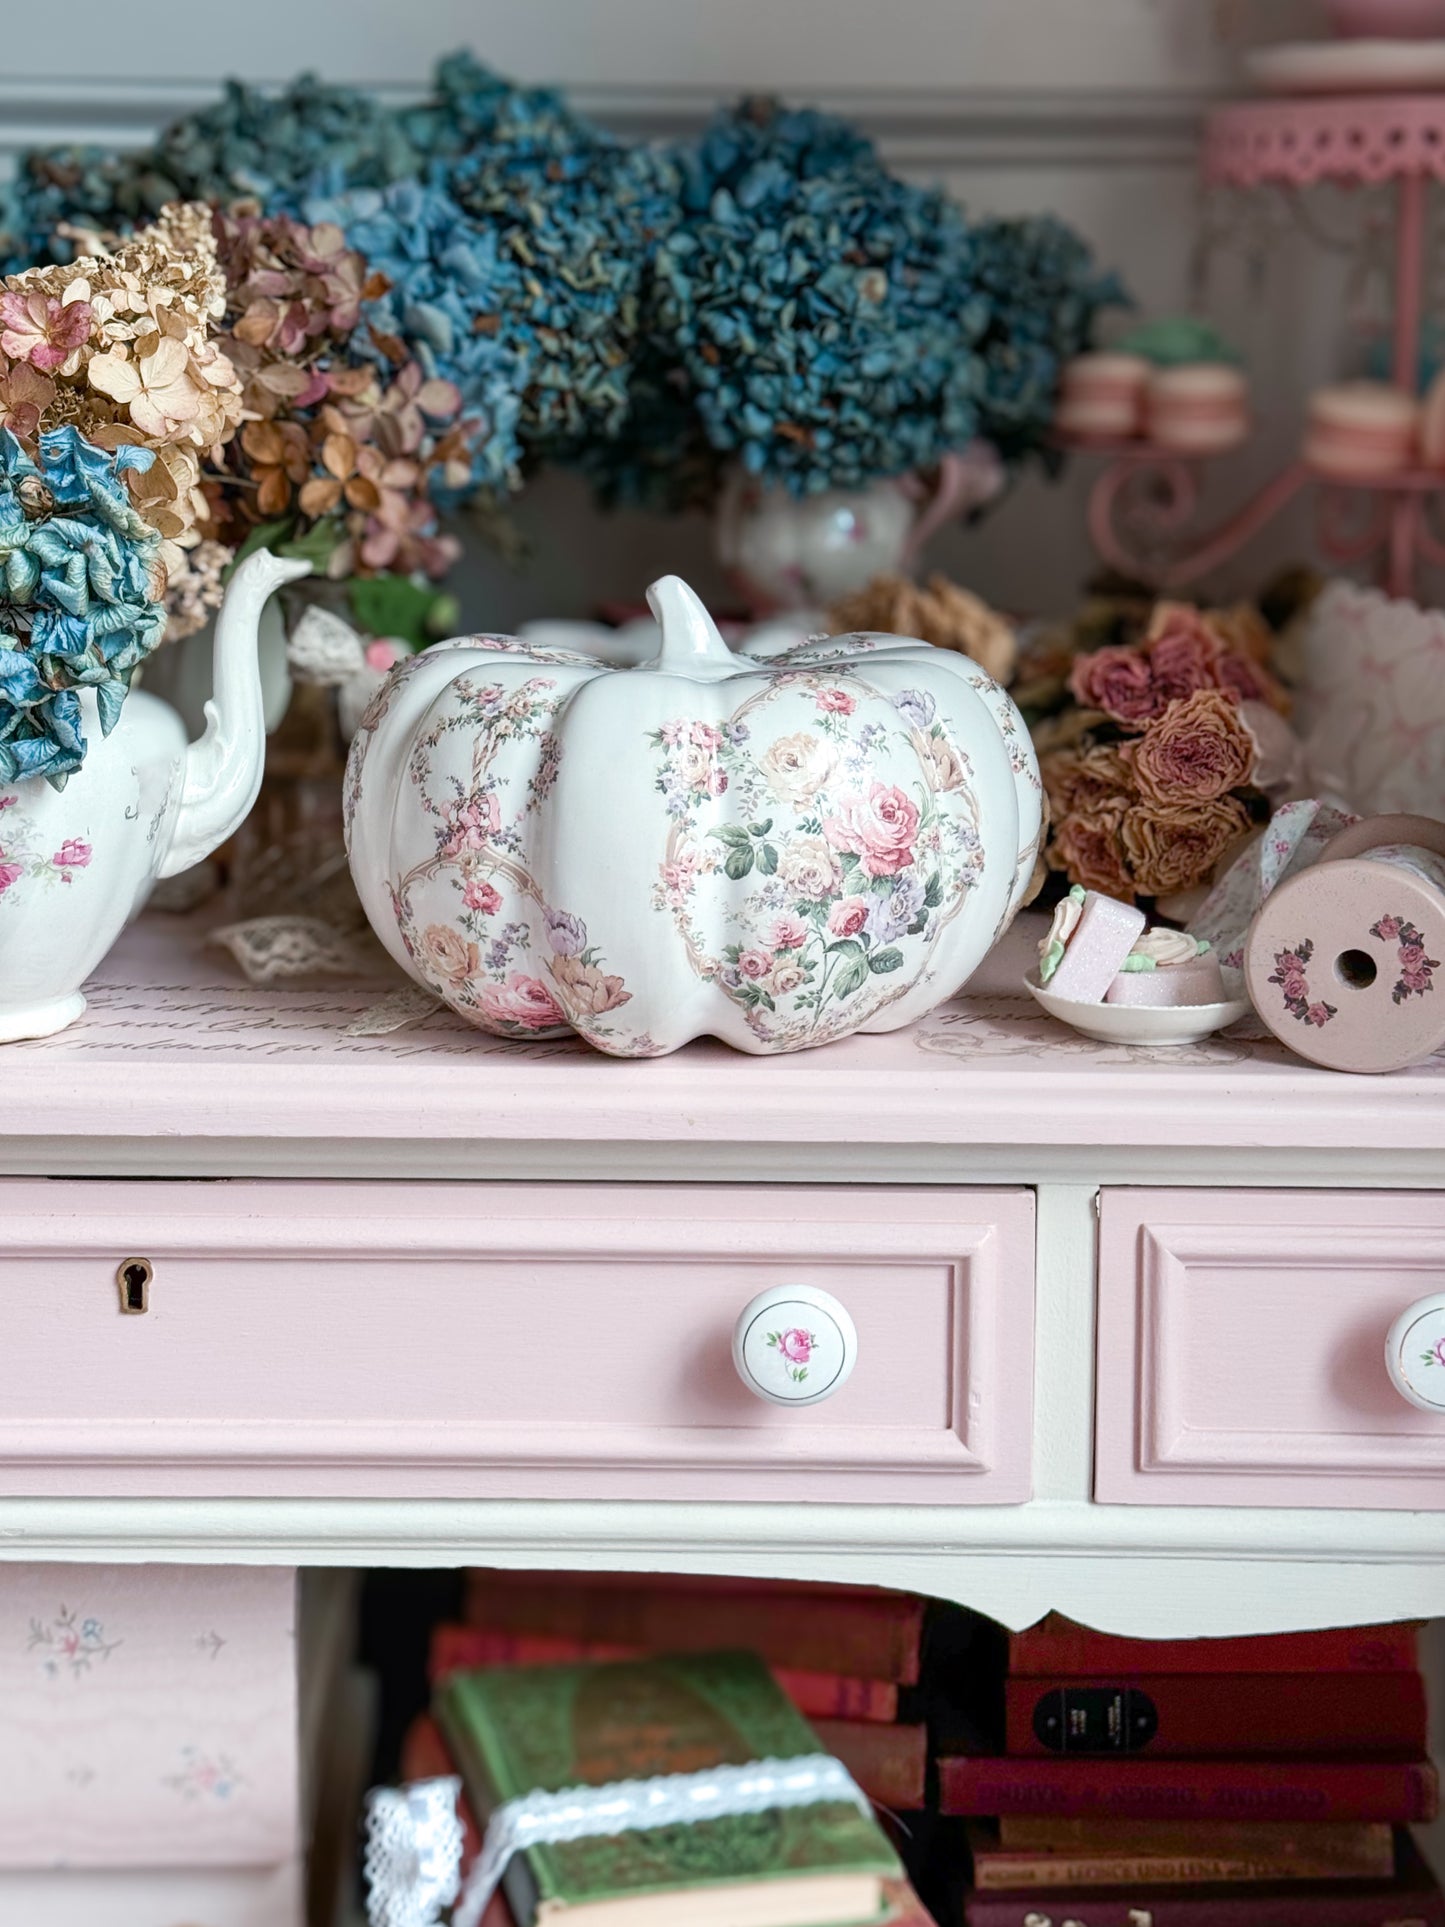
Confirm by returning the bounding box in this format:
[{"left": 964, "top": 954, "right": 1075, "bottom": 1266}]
[{"left": 117, "top": 1257, "right": 152, "bottom": 1315}]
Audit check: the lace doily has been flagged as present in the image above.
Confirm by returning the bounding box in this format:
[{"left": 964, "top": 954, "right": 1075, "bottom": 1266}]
[
  {"left": 365, "top": 1780, "right": 465, "bottom": 1927},
  {"left": 207, "top": 915, "right": 380, "bottom": 985},
  {"left": 365, "top": 1754, "right": 870, "bottom": 1927}
]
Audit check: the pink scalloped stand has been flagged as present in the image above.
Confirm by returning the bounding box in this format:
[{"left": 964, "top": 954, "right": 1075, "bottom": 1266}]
[{"left": 1076, "top": 93, "right": 1445, "bottom": 597}]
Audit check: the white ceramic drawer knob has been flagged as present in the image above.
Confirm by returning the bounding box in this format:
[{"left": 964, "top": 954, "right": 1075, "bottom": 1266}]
[
  {"left": 732, "top": 1285, "right": 858, "bottom": 1407},
  {"left": 1386, "top": 1292, "right": 1445, "bottom": 1412}
]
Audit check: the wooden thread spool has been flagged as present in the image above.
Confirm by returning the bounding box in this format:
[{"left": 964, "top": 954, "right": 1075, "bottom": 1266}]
[{"left": 1244, "top": 813, "right": 1445, "bottom": 1073}]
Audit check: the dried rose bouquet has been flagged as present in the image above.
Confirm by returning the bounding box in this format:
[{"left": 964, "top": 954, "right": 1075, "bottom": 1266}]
[{"left": 1035, "top": 600, "right": 1293, "bottom": 904}]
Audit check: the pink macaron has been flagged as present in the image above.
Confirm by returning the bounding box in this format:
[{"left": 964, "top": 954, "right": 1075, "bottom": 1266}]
[
  {"left": 1055, "top": 352, "right": 1152, "bottom": 442},
  {"left": 1304, "top": 382, "right": 1418, "bottom": 478},
  {"left": 1145, "top": 364, "right": 1250, "bottom": 455}
]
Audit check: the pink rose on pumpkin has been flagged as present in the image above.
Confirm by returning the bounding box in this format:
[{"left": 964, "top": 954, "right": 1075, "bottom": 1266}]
[
  {"left": 770, "top": 914, "right": 809, "bottom": 950},
  {"left": 778, "top": 1329, "right": 813, "bottom": 1364},
  {"left": 817, "top": 688, "right": 855, "bottom": 715},
  {"left": 463, "top": 878, "right": 502, "bottom": 915},
  {"left": 1069, "top": 645, "right": 1160, "bottom": 727},
  {"left": 442, "top": 793, "right": 500, "bottom": 856},
  {"left": 660, "top": 848, "right": 702, "bottom": 903},
  {"left": 738, "top": 948, "right": 773, "bottom": 980},
  {"left": 824, "top": 783, "right": 920, "bottom": 878},
  {"left": 477, "top": 973, "right": 566, "bottom": 1031},
  {"left": 52, "top": 838, "right": 91, "bottom": 869},
  {"left": 689, "top": 721, "right": 723, "bottom": 749},
  {"left": 0, "top": 860, "right": 24, "bottom": 896},
  {"left": 827, "top": 896, "right": 871, "bottom": 939},
  {"left": 660, "top": 719, "right": 687, "bottom": 746}
]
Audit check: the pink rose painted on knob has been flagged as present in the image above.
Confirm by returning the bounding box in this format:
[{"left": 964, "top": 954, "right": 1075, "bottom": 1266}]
[{"left": 766, "top": 1325, "right": 819, "bottom": 1383}]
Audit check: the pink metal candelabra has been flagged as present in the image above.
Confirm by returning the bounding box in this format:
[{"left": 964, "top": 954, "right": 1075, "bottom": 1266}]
[{"left": 1079, "top": 92, "right": 1445, "bottom": 600}]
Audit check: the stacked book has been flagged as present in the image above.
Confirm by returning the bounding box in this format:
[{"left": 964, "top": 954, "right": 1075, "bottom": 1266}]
[
  {"left": 407, "top": 1647, "right": 934, "bottom": 1926},
  {"left": 445, "top": 1570, "right": 935, "bottom": 1812},
  {"left": 937, "top": 1613, "right": 1443, "bottom": 1927}
]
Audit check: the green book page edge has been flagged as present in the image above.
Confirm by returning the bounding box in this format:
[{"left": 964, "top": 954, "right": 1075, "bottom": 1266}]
[{"left": 436, "top": 1650, "right": 901, "bottom": 1914}]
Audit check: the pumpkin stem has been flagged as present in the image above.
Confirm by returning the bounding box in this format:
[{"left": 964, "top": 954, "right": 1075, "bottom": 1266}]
[{"left": 644, "top": 575, "right": 739, "bottom": 680}]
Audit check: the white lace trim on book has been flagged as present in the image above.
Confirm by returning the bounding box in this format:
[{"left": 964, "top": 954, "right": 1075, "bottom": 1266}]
[{"left": 365, "top": 1753, "right": 871, "bottom": 1927}]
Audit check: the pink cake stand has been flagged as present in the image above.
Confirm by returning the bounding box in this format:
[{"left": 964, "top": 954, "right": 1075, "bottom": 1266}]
[{"left": 1076, "top": 92, "right": 1445, "bottom": 598}]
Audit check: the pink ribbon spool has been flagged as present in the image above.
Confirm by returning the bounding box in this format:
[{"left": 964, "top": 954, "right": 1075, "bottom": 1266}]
[{"left": 1244, "top": 814, "right": 1445, "bottom": 1072}]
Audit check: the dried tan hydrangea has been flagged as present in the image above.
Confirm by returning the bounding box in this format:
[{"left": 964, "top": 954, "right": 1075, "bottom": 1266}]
[
  {"left": 162, "top": 536, "right": 233, "bottom": 641},
  {"left": 0, "top": 202, "right": 243, "bottom": 545}
]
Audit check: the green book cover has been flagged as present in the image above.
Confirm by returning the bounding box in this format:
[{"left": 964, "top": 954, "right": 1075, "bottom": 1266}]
[{"left": 436, "top": 1649, "right": 902, "bottom": 1923}]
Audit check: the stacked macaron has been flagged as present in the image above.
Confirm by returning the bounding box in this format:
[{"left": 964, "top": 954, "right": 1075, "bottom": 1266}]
[
  {"left": 1037, "top": 885, "right": 1224, "bottom": 1007},
  {"left": 1304, "top": 382, "right": 1419, "bottom": 477},
  {"left": 1145, "top": 364, "right": 1250, "bottom": 454},
  {"left": 1055, "top": 353, "right": 1251, "bottom": 454},
  {"left": 1055, "top": 353, "right": 1152, "bottom": 441}
]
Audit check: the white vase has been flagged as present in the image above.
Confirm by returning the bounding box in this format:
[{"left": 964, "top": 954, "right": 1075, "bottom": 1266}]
[{"left": 715, "top": 445, "right": 1007, "bottom": 614}]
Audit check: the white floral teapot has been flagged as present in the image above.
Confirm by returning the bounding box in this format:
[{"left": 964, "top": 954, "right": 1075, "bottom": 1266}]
[
  {"left": 0, "top": 550, "right": 309, "bottom": 1042},
  {"left": 343, "top": 575, "right": 1042, "bottom": 1056}
]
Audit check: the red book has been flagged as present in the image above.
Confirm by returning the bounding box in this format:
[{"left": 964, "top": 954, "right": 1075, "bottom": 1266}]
[
  {"left": 429, "top": 1623, "right": 899, "bottom": 1722},
  {"left": 962, "top": 1835, "right": 1444, "bottom": 1927},
  {"left": 938, "top": 1754, "right": 1439, "bottom": 1824},
  {"left": 462, "top": 1574, "right": 926, "bottom": 1684},
  {"left": 1006, "top": 1671, "right": 1428, "bottom": 1758},
  {"left": 1009, "top": 1614, "right": 1420, "bottom": 1678},
  {"left": 811, "top": 1719, "right": 928, "bottom": 1811}
]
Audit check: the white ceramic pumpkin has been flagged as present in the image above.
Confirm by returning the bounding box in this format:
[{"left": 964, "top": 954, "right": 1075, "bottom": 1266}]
[{"left": 343, "top": 576, "right": 1042, "bottom": 1056}]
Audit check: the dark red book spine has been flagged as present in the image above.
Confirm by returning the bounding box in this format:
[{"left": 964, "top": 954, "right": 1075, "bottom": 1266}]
[
  {"left": 1006, "top": 1671, "right": 1428, "bottom": 1758},
  {"left": 430, "top": 1623, "right": 900, "bottom": 1722},
  {"left": 461, "top": 1577, "right": 925, "bottom": 1684},
  {"left": 938, "top": 1754, "right": 1439, "bottom": 1824},
  {"left": 1008, "top": 1614, "right": 1420, "bottom": 1678},
  {"left": 964, "top": 1872, "right": 1445, "bottom": 1927}
]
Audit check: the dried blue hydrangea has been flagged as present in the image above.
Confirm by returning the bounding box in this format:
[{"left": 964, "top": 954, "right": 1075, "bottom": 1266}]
[
  {"left": 307, "top": 177, "right": 528, "bottom": 499},
  {"left": 969, "top": 214, "right": 1128, "bottom": 466},
  {"left": 409, "top": 54, "right": 684, "bottom": 454},
  {"left": 1, "top": 74, "right": 423, "bottom": 271},
  {"left": 586, "top": 98, "right": 987, "bottom": 502},
  {"left": 0, "top": 430, "right": 167, "bottom": 787},
  {"left": 587, "top": 97, "right": 1125, "bottom": 506}
]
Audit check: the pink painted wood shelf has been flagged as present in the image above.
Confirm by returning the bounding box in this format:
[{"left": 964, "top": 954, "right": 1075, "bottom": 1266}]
[{"left": 5, "top": 911, "right": 1443, "bottom": 1157}]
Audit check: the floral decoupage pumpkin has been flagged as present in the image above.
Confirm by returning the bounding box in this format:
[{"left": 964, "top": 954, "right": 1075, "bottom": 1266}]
[{"left": 344, "top": 576, "right": 1043, "bottom": 1055}]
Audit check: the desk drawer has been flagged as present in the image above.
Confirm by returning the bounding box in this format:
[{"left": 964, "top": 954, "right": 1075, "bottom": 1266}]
[
  {"left": 1095, "top": 1189, "right": 1445, "bottom": 1509},
  {"left": 0, "top": 1181, "right": 1034, "bottom": 1503}
]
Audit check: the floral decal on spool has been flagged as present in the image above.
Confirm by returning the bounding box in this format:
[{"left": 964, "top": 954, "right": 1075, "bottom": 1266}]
[
  {"left": 0, "top": 796, "right": 93, "bottom": 903},
  {"left": 651, "top": 676, "right": 982, "bottom": 1048},
  {"left": 767, "top": 1327, "right": 817, "bottom": 1384},
  {"left": 1371, "top": 913, "right": 1439, "bottom": 1005},
  {"left": 1268, "top": 938, "right": 1337, "bottom": 1029}
]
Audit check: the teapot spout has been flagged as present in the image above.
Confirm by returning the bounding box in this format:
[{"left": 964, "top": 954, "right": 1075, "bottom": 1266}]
[{"left": 158, "top": 549, "right": 312, "bottom": 879}]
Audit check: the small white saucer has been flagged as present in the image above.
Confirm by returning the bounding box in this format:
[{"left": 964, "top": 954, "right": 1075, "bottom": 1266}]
[
  {"left": 1025, "top": 975, "right": 1250, "bottom": 1047},
  {"left": 1245, "top": 37, "right": 1445, "bottom": 92}
]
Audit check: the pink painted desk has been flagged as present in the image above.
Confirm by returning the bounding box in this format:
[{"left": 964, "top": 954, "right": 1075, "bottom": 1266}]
[{"left": 0, "top": 914, "right": 1441, "bottom": 1641}]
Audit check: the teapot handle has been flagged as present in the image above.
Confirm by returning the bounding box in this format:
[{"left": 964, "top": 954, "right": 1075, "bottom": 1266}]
[{"left": 899, "top": 443, "right": 1006, "bottom": 567}]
